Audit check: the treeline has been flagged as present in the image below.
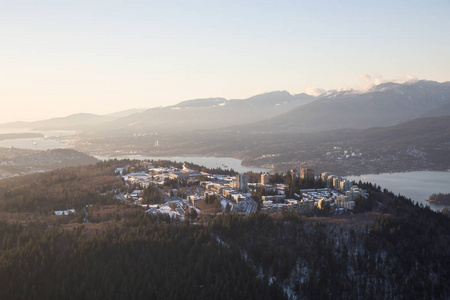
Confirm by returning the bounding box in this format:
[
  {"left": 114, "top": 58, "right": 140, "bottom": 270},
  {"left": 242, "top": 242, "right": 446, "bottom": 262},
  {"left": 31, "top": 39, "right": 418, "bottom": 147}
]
[
  {"left": 429, "top": 193, "right": 450, "bottom": 204},
  {"left": 182, "top": 161, "right": 237, "bottom": 176},
  {"left": 0, "top": 162, "right": 125, "bottom": 212},
  {"left": 285, "top": 170, "right": 325, "bottom": 198},
  {"left": 146, "top": 159, "right": 237, "bottom": 176},
  {"left": 250, "top": 170, "right": 326, "bottom": 202},
  {"left": 142, "top": 184, "right": 163, "bottom": 204},
  {"left": 0, "top": 219, "right": 286, "bottom": 300},
  {"left": 211, "top": 189, "right": 450, "bottom": 299}
]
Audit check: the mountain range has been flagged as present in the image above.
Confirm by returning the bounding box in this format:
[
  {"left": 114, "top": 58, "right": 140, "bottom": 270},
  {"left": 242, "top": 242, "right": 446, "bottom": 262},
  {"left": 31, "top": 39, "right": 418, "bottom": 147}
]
[
  {"left": 95, "top": 91, "right": 315, "bottom": 134},
  {"left": 0, "top": 80, "right": 449, "bottom": 174},
  {"left": 0, "top": 109, "right": 148, "bottom": 131},
  {"left": 247, "top": 80, "right": 450, "bottom": 133},
  {"left": 2, "top": 80, "right": 449, "bottom": 136}
]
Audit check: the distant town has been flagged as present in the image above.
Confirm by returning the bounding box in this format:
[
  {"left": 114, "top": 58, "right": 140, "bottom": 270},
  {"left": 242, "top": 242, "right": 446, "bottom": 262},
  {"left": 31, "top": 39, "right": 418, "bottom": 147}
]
[{"left": 103, "top": 161, "right": 368, "bottom": 221}]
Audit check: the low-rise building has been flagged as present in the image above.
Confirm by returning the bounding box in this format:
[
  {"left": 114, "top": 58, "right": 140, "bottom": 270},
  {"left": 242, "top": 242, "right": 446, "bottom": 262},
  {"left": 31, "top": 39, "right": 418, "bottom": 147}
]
[{"left": 261, "top": 195, "right": 286, "bottom": 203}]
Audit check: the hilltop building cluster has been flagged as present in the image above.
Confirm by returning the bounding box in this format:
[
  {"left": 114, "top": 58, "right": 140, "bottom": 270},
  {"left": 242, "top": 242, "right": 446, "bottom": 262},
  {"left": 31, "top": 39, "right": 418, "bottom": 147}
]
[
  {"left": 114, "top": 162, "right": 368, "bottom": 220},
  {"left": 115, "top": 163, "right": 257, "bottom": 220},
  {"left": 260, "top": 168, "right": 368, "bottom": 214}
]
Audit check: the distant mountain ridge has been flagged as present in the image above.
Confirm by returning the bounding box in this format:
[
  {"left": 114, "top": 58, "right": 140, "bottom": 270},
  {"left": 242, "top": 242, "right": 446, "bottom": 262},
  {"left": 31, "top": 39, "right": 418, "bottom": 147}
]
[
  {"left": 0, "top": 108, "right": 148, "bottom": 131},
  {"left": 104, "top": 108, "right": 148, "bottom": 119},
  {"left": 420, "top": 102, "right": 450, "bottom": 118},
  {"left": 332, "top": 115, "right": 450, "bottom": 148},
  {"left": 246, "top": 80, "right": 450, "bottom": 133},
  {"left": 171, "top": 98, "right": 227, "bottom": 108},
  {"left": 95, "top": 91, "right": 315, "bottom": 134},
  {"left": 2, "top": 80, "right": 450, "bottom": 135},
  {"left": 0, "top": 91, "right": 315, "bottom": 133}
]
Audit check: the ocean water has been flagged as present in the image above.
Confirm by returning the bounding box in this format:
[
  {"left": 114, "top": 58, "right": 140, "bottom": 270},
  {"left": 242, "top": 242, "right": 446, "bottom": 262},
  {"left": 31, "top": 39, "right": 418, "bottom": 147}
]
[
  {"left": 0, "top": 130, "right": 75, "bottom": 150},
  {"left": 96, "top": 155, "right": 271, "bottom": 174},
  {"left": 348, "top": 171, "right": 450, "bottom": 212}
]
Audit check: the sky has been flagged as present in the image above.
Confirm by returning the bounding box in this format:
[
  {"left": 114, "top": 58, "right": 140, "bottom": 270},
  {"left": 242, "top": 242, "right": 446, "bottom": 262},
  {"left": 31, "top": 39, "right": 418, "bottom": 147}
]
[{"left": 1, "top": 0, "right": 450, "bottom": 123}]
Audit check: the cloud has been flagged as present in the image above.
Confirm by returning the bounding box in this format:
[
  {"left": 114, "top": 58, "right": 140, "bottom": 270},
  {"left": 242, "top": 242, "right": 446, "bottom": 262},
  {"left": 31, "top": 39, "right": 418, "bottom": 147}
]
[
  {"left": 305, "top": 87, "right": 325, "bottom": 96},
  {"left": 304, "top": 73, "right": 421, "bottom": 97},
  {"left": 359, "top": 74, "right": 372, "bottom": 83},
  {"left": 358, "top": 74, "right": 375, "bottom": 90},
  {"left": 357, "top": 73, "right": 420, "bottom": 91},
  {"left": 405, "top": 73, "right": 418, "bottom": 83},
  {"left": 358, "top": 74, "right": 391, "bottom": 90}
]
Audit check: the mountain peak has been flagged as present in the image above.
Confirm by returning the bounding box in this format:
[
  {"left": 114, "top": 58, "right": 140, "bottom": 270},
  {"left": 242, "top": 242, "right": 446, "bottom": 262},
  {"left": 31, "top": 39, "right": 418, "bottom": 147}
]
[
  {"left": 245, "top": 90, "right": 292, "bottom": 100},
  {"left": 64, "top": 113, "right": 100, "bottom": 120},
  {"left": 172, "top": 98, "right": 227, "bottom": 108},
  {"left": 369, "top": 82, "right": 402, "bottom": 92}
]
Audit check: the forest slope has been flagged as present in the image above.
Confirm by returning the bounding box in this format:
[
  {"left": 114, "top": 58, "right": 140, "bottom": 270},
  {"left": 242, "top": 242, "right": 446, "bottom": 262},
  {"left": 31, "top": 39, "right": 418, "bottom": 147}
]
[{"left": 0, "top": 161, "right": 448, "bottom": 299}]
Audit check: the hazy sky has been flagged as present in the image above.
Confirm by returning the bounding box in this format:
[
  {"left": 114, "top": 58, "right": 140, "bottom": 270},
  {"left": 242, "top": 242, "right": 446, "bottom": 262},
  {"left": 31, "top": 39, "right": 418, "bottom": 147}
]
[{"left": 1, "top": 0, "right": 449, "bottom": 123}]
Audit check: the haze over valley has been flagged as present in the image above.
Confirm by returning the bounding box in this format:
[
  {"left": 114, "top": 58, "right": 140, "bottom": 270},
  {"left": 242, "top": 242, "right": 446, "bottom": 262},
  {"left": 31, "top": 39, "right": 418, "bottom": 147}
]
[{"left": 2, "top": 80, "right": 448, "bottom": 176}]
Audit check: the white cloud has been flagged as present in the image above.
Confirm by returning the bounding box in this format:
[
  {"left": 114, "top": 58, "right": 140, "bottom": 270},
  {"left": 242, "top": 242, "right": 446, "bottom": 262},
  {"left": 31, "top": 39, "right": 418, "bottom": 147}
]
[
  {"left": 304, "top": 74, "right": 422, "bottom": 98},
  {"left": 305, "top": 87, "right": 325, "bottom": 96},
  {"left": 405, "top": 73, "right": 418, "bottom": 83},
  {"left": 357, "top": 73, "right": 420, "bottom": 91}
]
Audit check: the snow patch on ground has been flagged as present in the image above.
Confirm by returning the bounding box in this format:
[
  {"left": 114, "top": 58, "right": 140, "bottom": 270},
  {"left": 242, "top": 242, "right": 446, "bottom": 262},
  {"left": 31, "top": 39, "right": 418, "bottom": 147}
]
[{"left": 54, "top": 209, "right": 75, "bottom": 216}]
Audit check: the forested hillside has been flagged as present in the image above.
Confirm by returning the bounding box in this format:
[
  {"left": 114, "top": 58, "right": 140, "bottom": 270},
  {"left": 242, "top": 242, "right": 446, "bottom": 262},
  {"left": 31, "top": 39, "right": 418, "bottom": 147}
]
[
  {"left": 0, "top": 220, "right": 284, "bottom": 300},
  {"left": 0, "top": 161, "right": 448, "bottom": 299},
  {"left": 212, "top": 185, "right": 450, "bottom": 299},
  {"left": 0, "top": 160, "right": 123, "bottom": 212},
  {"left": 0, "top": 148, "right": 99, "bottom": 179}
]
